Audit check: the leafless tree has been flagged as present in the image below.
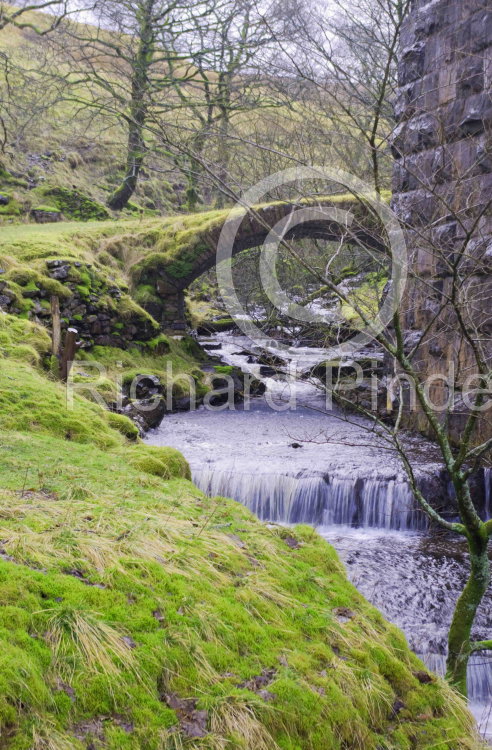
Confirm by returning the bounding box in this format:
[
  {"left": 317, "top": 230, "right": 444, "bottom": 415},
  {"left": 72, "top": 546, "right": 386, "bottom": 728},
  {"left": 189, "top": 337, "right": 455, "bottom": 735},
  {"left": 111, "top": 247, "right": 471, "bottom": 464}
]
[
  {"left": 265, "top": 0, "right": 412, "bottom": 194},
  {"left": 217, "top": 141, "right": 492, "bottom": 697},
  {"left": 48, "top": 0, "right": 216, "bottom": 209},
  {"left": 163, "top": 0, "right": 289, "bottom": 209}
]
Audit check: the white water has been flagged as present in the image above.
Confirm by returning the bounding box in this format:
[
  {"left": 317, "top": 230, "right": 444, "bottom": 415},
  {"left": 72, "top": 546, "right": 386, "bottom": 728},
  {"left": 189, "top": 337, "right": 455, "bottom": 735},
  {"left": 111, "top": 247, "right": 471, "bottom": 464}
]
[
  {"left": 146, "top": 332, "right": 492, "bottom": 739},
  {"left": 486, "top": 468, "right": 492, "bottom": 521},
  {"left": 194, "top": 468, "right": 428, "bottom": 531}
]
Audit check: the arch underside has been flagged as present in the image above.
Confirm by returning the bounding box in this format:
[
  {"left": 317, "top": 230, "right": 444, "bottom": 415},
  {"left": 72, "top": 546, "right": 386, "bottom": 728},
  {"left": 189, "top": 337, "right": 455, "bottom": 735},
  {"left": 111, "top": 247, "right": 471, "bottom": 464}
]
[
  {"left": 151, "top": 205, "right": 386, "bottom": 332},
  {"left": 189, "top": 222, "right": 386, "bottom": 287}
]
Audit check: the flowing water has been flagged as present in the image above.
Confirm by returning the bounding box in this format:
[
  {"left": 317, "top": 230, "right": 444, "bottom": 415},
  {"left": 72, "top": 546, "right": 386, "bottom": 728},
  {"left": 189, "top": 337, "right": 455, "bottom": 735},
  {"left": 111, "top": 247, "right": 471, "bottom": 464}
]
[{"left": 146, "top": 332, "right": 492, "bottom": 739}]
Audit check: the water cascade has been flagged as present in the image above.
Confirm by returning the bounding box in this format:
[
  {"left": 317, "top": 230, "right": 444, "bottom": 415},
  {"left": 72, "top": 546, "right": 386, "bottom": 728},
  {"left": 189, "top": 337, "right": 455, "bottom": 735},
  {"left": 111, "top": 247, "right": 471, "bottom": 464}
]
[
  {"left": 485, "top": 468, "right": 492, "bottom": 520},
  {"left": 193, "top": 468, "right": 429, "bottom": 531},
  {"left": 422, "top": 653, "right": 492, "bottom": 704}
]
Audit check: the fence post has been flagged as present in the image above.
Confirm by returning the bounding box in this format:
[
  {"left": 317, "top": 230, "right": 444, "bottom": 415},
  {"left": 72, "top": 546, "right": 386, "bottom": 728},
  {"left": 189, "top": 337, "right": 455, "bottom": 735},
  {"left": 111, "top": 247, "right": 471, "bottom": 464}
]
[
  {"left": 60, "top": 327, "right": 79, "bottom": 382},
  {"left": 50, "top": 295, "right": 61, "bottom": 357}
]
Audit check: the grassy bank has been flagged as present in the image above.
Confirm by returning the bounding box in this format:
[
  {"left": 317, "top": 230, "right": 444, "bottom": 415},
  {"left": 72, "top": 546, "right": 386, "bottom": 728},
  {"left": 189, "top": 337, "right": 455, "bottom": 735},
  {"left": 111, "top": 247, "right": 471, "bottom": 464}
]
[{"left": 0, "top": 312, "right": 482, "bottom": 749}]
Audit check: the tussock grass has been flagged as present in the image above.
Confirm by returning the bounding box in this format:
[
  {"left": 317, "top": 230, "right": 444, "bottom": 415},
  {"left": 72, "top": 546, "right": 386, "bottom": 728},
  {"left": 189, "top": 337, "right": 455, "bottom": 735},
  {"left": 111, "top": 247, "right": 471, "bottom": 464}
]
[
  {"left": 45, "top": 606, "right": 137, "bottom": 679},
  {"left": 210, "top": 696, "right": 280, "bottom": 750},
  {"left": 31, "top": 720, "right": 83, "bottom": 750}
]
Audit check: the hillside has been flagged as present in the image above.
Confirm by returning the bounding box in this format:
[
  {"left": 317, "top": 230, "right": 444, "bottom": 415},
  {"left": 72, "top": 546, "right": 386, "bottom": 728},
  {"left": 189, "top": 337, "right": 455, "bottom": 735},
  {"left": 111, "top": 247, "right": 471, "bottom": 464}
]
[
  {"left": 0, "top": 145, "right": 483, "bottom": 750},
  {"left": 0, "top": 310, "right": 481, "bottom": 749},
  {"left": 0, "top": 3, "right": 376, "bottom": 223},
  {"left": 0, "top": 169, "right": 480, "bottom": 747}
]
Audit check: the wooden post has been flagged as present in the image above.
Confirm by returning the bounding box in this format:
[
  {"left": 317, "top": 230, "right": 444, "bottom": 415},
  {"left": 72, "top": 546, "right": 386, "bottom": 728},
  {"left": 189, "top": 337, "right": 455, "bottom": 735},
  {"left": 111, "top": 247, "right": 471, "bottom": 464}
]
[
  {"left": 60, "top": 327, "right": 78, "bottom": 382},
  {"left": 50, "top": 295, "right": 61, "bottom": 357}
]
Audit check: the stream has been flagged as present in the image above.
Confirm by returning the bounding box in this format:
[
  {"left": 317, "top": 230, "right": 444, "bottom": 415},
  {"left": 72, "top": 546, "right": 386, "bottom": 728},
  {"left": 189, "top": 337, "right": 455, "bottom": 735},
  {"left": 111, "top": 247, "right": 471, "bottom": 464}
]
[{"left": 146, "top": 331, "right": 492, "bottom": 739}]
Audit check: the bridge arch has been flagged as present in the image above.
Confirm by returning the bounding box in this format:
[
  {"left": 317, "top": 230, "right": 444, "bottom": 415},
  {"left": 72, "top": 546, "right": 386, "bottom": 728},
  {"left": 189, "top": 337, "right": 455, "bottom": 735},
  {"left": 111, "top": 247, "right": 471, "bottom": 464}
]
[{"left": 131, "top": 196, "right": 386, "bottom": 331}]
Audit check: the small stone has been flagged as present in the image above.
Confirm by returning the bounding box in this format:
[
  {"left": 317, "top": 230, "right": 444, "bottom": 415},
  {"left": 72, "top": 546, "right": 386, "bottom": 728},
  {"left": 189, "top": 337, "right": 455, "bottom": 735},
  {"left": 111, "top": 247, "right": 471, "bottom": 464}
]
[
  {"left": 227, "top": 533, "right": 246, "bottom": 549},
  {"left": 164, "top": 693, "right": 208, "bottom": 739},
  {"left": 55, "top": 679, "right": 76, "bottom": 702},
  {"left": 49, "top": 265, "right": 70, "bottom": 280},
  {"left": 333, "top": 607, "right": 356, "bottom": 623},
  {"left": 181, "top": 710, "right": 208, "bottom": 738},
  {"left": 413, "top": 670, "right": 433, "bottom": 684},
  {"left": 113, "top": 716, "right": 134, "bottom": 733},
  {"left": 257, "top": 689, "right": 275, "bottom": 702},
  {"left": 391, "top": 699, "right": 405, "bottom": 718},
  {"left": 284, "top": 536, "right": 301, "bottom": 549}
]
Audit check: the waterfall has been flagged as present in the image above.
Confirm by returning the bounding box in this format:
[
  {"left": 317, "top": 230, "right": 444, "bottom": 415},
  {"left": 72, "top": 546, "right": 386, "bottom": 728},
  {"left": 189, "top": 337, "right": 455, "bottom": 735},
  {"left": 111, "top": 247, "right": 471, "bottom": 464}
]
[
  {"left": 485, "top": 468, "right": 492, "bottom": 521},
  {"left": 419, "top": 652, "right": 492, "bottom": 704},
  {"left": 193, "top": 468, "right": 428, "bottom": 532}
]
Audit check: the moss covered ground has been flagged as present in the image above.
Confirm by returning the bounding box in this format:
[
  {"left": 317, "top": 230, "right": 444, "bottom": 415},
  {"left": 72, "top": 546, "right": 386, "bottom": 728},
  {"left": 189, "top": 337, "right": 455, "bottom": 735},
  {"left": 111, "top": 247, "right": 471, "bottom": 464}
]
[{"left": 0, "top": 308, "right": 483, "bottom": 749}]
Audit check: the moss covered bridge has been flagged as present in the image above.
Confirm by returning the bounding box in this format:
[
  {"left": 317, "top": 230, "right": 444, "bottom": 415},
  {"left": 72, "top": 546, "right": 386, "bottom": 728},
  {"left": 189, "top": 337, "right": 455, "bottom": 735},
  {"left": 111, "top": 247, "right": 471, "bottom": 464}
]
[
  {"left": 128, "top": 194, "right": 388, "bottom": 331},
  {"left": 0, "top": 193, "right": 388, "bottom": 339}
]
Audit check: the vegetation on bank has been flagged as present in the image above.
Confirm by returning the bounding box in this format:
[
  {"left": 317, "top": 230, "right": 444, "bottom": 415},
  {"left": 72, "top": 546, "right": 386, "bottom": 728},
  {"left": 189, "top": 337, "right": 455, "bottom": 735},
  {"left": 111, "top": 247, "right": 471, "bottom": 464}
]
[
  {"left": 0, "top": 312, "right": 482, "bottom": 749},
  {"left": 0, "top": 199, "right": 376, "bottom": 335}
]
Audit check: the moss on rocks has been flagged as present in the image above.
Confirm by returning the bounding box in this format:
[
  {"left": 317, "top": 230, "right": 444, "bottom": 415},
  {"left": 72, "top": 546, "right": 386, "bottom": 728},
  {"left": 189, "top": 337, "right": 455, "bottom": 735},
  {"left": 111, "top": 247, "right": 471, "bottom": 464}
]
[
  {"left": 127, "top": 444, "right": 191, "bottom": 480},
  {"left": 40, "top": 187, "right": 110, "bottom": 221},
  {"left": 105, "top": 410, "right": 140, "bottom": 440}
]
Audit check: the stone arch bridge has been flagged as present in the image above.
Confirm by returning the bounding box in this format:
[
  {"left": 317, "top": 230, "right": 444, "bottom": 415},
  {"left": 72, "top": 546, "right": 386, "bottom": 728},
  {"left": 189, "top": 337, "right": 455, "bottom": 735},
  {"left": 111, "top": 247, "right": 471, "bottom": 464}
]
[{"left": 131, "top": 195, "right": 387, "bottom": 331}]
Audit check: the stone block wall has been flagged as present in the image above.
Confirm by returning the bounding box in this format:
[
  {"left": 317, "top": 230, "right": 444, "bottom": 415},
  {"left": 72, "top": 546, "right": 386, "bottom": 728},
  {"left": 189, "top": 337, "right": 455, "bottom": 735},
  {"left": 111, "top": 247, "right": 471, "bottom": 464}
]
[{"left": 392, "top": 0, "right": 492, "bottom": 443}]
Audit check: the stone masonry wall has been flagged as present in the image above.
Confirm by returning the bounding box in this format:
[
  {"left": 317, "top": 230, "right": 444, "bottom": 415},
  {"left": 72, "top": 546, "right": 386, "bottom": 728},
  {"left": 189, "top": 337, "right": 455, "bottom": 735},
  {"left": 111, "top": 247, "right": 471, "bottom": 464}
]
[{"left": 392, "top": 0, "right": 492, "bottom": 443}]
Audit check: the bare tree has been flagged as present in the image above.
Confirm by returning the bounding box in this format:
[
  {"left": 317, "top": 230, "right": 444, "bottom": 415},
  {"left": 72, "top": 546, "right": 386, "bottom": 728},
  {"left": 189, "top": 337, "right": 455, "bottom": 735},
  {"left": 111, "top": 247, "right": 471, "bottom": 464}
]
[
  {"left": 50, "top": 0, "right": 214, "bottom": 210},
  {"left": 220, "top": 155, "right": 492, "bottom": 696},
  {"left": 266, "top": 0, "right": 412, "bottom": 194},
  {"left": 165, "top": 0, "right": 288, "bottom": 210}
]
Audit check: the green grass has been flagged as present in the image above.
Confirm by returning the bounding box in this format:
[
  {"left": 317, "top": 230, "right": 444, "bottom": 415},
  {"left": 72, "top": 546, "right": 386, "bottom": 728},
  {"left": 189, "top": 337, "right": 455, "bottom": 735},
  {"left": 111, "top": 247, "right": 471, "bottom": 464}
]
[
  {"left": 0, "top": 165, "right": 479, "bottom": 748},
  {"left": 0, "top": 307, "right": 482, "bottom": 749},
  {"left": 73, "top": 335, "right": 208, "bottom": 407}
]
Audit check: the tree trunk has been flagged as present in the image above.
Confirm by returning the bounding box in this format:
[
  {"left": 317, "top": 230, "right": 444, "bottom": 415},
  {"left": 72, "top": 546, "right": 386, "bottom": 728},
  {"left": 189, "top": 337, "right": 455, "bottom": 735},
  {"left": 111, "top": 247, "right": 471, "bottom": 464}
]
[
  {"left": 446, "top": 525, "right": 490, "bottom": 695},
  {"left": 186, "top": 131, "right": 207, "bottom": 212},
  {"left": 107, "top": 116, "right": 146, "bottom": 211},
  {"left": 214, "top": 90, "right": 230, "bottom": 209},
  {"left": 107, "top": 2, "right": 153, "bottom": 211}
]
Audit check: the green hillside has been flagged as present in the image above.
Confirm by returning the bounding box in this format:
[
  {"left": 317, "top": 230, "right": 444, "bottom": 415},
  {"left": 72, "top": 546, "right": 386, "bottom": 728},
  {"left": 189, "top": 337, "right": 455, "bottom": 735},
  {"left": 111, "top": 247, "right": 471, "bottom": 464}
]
[{"left": 0, "top": 311, "right": 481, "bottom": 749}]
